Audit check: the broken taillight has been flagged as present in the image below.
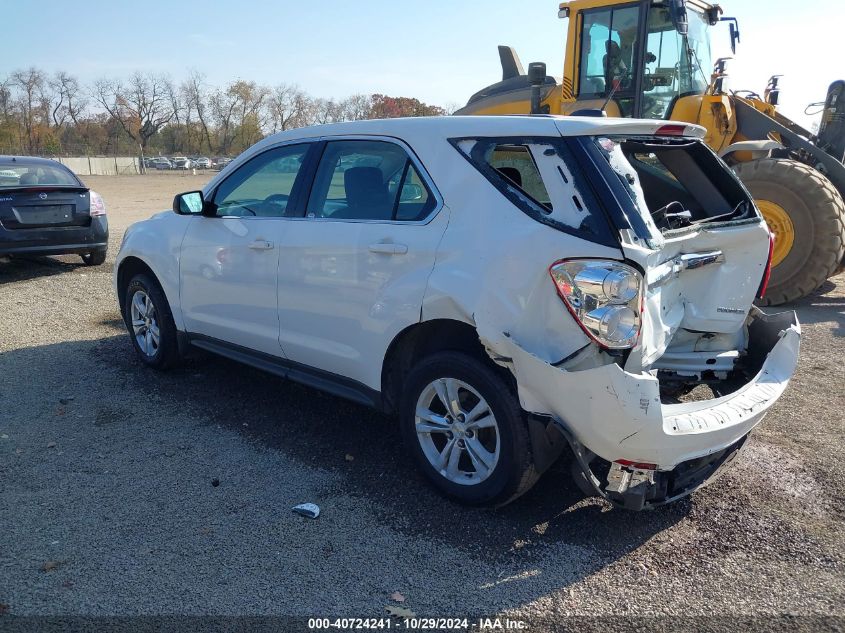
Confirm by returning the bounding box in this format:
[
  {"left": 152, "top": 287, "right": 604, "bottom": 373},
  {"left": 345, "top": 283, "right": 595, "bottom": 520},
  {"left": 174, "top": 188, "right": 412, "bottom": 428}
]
[
  {"left": 615, "top": 459, "right": 658, "bottom": 470},
  {"left": 549, "top": 259, "right": 643, "bottom": 349}
]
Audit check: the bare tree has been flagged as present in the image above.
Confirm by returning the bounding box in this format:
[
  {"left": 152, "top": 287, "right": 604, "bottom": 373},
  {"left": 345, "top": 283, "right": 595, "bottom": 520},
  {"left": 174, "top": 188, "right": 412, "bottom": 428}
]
[
  {"left": 183, "top": 71, "right": 214, "bottom": 153},
  {"left": 49, "top": 71, "right": 87, "bottom": 128},
  {"left": 268, "top": 84, "right": 311, "bottom": 132},
  {"left": 339, "top": 94, "right": 372, "bottom": 121},
  {"left": 94, "top": 72, "right": 173, "bottom": 151},
  {"left": 10, "top": 67, "right": 47, "bottom": 151}
]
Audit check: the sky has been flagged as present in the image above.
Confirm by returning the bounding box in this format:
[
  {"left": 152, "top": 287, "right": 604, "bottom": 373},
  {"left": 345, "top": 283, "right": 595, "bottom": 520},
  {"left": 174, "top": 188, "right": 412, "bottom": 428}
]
[{"left": 2, "top": 0, "right": 842, "bottom": 129}]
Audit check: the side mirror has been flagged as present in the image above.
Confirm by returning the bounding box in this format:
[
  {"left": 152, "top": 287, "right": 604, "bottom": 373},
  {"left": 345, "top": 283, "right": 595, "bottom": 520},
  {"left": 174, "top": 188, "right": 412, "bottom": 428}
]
[{"left": 173, "top": 190, "right": 206, "bottom": 215}]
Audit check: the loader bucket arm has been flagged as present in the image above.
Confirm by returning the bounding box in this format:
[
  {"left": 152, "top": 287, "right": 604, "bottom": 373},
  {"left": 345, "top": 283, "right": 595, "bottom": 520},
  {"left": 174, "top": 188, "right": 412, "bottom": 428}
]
[{"left": 733, "top": 97, "right": 845, "bottom": 201}]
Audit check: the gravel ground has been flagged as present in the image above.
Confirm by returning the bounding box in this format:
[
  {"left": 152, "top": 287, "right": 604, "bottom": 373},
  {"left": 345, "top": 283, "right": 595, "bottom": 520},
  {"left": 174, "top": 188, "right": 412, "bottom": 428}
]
[{"left": 0, "top": 174, "right": 843, "bottom": 621}]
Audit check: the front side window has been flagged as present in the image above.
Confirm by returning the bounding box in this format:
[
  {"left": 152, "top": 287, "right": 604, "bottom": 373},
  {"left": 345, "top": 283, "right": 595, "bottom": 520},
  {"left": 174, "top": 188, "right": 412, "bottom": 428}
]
[
  {"left": 212, "top": 144, "right": 309, "bottom": 218},
  {"left": 306, "top": 140, "right": 436, "bottom": 221},
  {"left": 578, "top": 4, "right": 640, "bottom": 116}
]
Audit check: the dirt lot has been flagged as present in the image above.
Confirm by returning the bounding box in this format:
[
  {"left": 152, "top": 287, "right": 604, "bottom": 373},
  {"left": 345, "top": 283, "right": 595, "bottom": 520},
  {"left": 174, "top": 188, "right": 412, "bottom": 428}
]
[{"left": 1, "top": 174, "right": 844, "bottom": 622}]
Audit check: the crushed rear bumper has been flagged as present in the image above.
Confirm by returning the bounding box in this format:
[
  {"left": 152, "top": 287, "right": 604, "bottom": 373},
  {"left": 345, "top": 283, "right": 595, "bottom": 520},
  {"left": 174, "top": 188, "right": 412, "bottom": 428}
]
[{"left": 506, "top": 308, "right": 800, "bottom": 508}]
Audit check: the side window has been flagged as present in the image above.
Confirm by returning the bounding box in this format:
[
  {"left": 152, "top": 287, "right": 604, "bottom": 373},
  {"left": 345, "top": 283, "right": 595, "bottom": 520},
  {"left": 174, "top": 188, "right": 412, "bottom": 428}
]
[
  {"left": 578, "top": 5, "right": 640, "bottom": 117},
  {"left": 307, "top": 140, "right": 436, "bottom": 221},
  {"left": 487, "top": 145, "right": 552, "bottom": 210},
  {"left": 212, "top": 144, "right": 309, "bottom": 218}
]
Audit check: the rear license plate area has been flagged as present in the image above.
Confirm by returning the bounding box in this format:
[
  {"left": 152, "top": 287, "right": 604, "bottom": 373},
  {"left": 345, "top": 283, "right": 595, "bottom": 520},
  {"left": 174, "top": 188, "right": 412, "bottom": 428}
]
[{"left": 15, "top": 205, "right": 75, "bottom": 225}]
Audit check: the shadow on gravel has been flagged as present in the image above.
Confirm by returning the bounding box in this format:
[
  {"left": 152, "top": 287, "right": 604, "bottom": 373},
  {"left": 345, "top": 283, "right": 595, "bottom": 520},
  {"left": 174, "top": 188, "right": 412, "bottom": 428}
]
[
  {"left": 3, "top": 332, "right": 690, "bottom": 607},
  {"left": 0, "top": 254, "right": 112, "bottom": 284},
  {"left": 767, "top": 278, "right": 844, "bottom": 337}
]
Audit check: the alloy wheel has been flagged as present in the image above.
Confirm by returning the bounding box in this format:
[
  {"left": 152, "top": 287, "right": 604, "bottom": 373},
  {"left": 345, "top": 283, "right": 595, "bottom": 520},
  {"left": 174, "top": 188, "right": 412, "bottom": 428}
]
[
  {"left": 414, "top": 377, "right": 500, "bottom": 485},
  {"left": 129, "top": 289, "right": 160, "bottom": 357}
]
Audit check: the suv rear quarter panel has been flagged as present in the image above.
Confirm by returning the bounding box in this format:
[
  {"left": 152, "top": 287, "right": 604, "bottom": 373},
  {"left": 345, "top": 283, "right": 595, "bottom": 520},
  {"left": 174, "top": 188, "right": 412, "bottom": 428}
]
[{"left": 416, "top": 135, "right": 624, "bottom": 366}]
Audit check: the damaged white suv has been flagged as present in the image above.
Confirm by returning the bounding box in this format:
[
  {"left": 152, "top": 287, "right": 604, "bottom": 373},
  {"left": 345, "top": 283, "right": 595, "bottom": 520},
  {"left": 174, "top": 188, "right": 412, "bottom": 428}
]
[{"left": 115, "top": 115, "right": 800, "bottom": 509}]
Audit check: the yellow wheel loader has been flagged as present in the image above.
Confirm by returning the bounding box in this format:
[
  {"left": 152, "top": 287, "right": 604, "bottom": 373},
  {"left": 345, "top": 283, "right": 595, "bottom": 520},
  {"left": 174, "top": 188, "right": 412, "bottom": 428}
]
[{"left": 457, "top": 0, "right": 845, "bottom": 305}]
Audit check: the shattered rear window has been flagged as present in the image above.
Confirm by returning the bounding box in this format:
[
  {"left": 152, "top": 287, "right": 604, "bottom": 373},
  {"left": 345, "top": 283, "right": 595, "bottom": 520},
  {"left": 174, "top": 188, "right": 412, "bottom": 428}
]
[
  {"left": 591, "top": 136, "right": 757, "bottom": 235},
  {"left": 450, "top": 136, "right": 617, "bottom": 248}
]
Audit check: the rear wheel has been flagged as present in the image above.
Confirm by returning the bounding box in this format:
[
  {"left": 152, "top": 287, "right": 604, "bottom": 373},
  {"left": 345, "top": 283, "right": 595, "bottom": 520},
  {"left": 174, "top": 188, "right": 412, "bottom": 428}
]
[
  {"left": 81, "top": 248, "right": 107, "bottom": 266},
  {"left": 399, "top": 352, "right": 539, "bottom": 506},
  {"left": 733, "top": 158, "right": 845, "bottom": 305}
]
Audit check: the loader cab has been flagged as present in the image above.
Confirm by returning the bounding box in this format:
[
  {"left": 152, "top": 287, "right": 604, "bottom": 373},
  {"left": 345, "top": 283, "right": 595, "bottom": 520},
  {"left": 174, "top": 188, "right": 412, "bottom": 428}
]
[{"left": 563, "top": 0, "right": 718, "bottom": 119}]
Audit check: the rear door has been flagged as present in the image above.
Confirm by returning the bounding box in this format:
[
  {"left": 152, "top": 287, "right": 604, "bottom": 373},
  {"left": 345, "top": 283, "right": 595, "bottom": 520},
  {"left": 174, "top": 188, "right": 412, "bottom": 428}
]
[{"left": 275, "top": 137, "right": 448, "bottom": 389}]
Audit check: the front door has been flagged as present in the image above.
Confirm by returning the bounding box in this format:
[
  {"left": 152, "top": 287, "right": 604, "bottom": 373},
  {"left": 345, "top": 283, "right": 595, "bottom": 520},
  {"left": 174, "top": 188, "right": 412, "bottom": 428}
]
[
  {"left": 276, "top": 138, "right": 448, "bottom": 389},
  {"left": 179, "top": 143, "right": 311, "bottom": 356}
]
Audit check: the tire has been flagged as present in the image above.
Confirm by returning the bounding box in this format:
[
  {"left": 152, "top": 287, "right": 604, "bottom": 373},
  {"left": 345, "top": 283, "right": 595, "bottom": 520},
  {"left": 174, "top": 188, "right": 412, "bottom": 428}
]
[
  {"left": 399, "top": 351, "right": 539, "bottom": 506},
  {"left": 122, "top": 273, "right": 180, "bottom": 370},
  {"left": 81, "top": 248, "right": 107, "bottom": 266},
  {"left": 732, "top": 158, "right": 845, "bottom": 305}
]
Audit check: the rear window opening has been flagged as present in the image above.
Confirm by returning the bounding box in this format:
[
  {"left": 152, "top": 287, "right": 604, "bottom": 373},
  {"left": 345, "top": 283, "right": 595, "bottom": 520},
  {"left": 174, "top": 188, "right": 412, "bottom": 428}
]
[{"left": 592, "top": 136, "right": 757, "bottom": 235}]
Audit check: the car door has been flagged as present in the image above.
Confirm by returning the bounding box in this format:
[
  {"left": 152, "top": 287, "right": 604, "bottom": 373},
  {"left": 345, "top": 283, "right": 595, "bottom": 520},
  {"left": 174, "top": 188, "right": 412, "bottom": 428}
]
[
  {"left": 276, "top": 137, "right": 449, "bottom": 389},
  {"left": 179, "top": 142, "right": 312, "bottom": 357}
]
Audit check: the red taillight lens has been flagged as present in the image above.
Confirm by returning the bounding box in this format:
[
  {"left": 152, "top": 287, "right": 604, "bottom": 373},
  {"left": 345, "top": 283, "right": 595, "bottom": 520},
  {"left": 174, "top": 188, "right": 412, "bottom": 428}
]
[
  {"left": 655, "top": 124, "right": 687, "bottom": 136},
  {"left": 549, "top": 259, "right": 644, "bottom": 349},
  {"left": 757, "top": 231, "right": 774, "bottom": 299},
  {"left": 89, "top": 191, "right": 106, "bottom": 217}
]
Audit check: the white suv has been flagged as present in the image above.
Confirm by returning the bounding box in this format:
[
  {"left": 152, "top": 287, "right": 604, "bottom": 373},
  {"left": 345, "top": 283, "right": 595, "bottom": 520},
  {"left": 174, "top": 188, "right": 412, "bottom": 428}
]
[{"left": 115, "top": 115, "right": 800, "bottom": 509}]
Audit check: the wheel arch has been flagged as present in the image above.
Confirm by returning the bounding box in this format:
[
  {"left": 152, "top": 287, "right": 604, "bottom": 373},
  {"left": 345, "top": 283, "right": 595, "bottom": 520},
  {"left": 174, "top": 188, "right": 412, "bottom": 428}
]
[{"left": 381, "top": 318, "right": 506, "bottom": 415}]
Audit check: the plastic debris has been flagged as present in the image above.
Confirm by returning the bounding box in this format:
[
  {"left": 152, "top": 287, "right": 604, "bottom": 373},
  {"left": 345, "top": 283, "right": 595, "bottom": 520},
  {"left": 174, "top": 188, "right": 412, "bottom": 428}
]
[{"left": 292, "top": 503, "right": 320, "bottom": 519}]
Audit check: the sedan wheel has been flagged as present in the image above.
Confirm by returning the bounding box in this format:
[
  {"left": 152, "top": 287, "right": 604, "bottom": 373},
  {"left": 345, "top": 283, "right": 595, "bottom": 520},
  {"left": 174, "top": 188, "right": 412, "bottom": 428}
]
[
  {"left": 415, "top": 378, "right": 500, "bottom": 485},
  {"left": 130, "top": 289, "right": 161, "bottom": 358}
]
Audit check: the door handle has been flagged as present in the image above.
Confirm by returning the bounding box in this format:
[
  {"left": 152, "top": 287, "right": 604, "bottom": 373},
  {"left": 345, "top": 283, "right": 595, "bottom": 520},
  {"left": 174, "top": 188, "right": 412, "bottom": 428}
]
[
  {"left": 368, "top": 243, "right": 408, "bottom": 255},
  {"left": 248, "top": 239, "right": 274, "bottom": 250}
]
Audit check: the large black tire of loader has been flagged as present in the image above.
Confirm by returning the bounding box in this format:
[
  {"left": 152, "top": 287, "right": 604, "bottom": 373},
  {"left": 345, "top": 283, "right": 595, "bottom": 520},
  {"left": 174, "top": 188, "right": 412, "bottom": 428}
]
[{"left": 732, "top": 158, "right": 845, "bottom": 306}]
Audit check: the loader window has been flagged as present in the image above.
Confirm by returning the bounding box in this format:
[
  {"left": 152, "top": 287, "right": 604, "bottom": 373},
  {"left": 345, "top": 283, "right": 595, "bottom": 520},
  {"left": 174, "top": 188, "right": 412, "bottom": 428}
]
[
  {"left": 578, "top": 4, "right": 640, "bottom": 117},
  {"left": 641, "top": 7, "right": 713, "bottom": 119}
]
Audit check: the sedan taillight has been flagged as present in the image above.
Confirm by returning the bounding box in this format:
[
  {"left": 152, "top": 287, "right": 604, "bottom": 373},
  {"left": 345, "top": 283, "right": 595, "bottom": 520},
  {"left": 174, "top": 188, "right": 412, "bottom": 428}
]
[
  {"left": 549, "top": 259, "right": 644, "bottom": 349},
  {"left": 89, "top": 191, "right": 106, "bottom": 217}
]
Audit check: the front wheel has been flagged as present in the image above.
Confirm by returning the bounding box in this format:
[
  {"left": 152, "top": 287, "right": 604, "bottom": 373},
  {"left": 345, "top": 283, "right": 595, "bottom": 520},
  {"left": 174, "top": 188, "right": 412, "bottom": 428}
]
[
  {"left": 733, "top": 158, "right": 845, "bottom": 305},
  {"left": 122, "top": 274, "right": 180, "bottom": 369},
  {"left": 399, "top": 352, "right": 539, "bottom": 506}
]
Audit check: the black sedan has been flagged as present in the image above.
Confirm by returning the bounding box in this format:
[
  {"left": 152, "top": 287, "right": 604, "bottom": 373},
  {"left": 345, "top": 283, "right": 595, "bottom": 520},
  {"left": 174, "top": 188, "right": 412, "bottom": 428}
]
[{"left": 0, "top": 156, "right": 108, "bottom": 265}]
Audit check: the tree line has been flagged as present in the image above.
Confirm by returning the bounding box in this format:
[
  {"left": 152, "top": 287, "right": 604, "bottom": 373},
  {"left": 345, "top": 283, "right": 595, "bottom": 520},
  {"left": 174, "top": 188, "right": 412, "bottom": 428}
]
[{"left": 0, "top": 68, "right": 450, "bottom": 157}]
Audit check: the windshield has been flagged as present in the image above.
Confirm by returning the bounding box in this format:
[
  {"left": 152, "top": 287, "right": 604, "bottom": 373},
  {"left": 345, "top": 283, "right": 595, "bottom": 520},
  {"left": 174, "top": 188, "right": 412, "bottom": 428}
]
[
  {"left": 0, "top": 162, "right": 80, "bottom": 188},
  {"left": 641, "top": 6, "right": 713, "bottom": 119}
]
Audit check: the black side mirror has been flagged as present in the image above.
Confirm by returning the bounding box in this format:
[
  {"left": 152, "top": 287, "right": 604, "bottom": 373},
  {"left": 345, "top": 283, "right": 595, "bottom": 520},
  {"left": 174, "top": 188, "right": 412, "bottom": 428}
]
[
  {"left": 668, "top": 0, "right": 688, "bottom": 36},
  {"left": 721, "top": 17, "right": 741, "bottom": 54},
  {"left": 173, "top": 190, "right": 206, "bottom": 215}
]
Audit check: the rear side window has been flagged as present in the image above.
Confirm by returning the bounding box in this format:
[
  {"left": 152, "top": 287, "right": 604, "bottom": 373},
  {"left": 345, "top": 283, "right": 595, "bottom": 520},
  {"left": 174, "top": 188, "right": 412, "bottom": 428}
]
[
  {"left": 306, "top": 140, "right": 436, "bottom": 222},
  {"left": 450, "top": 136, "right": 617, "bottom": 247}
]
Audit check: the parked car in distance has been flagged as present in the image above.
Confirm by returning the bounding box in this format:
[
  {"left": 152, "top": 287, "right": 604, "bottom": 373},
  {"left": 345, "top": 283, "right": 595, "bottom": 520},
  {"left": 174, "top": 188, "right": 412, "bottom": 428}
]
[
  {"left": 212, "top": 157, "right": 232, "bottom": 170},
  {"left": 1, "top": 156, "right": 108, "bottom": 265},
  {"left": 115, "top": 116, "right": 800, "bottom": 509},
  {"left": 151, "top": 158, "right": 173, "bottom": 170},
  {"left": 193, "top": 157, "right": 212, "bottom": 169},
  {"left": 171, "top": 156, "right": 192, "bottom": 170}
]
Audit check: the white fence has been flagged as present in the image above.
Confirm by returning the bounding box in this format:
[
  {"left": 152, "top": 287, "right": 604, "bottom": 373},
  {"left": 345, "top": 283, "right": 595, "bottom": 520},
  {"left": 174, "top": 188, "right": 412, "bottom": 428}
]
[{"left": 56, "top": 156, "right": 140, "bottom": 176}]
